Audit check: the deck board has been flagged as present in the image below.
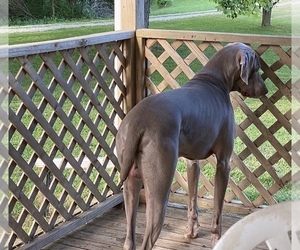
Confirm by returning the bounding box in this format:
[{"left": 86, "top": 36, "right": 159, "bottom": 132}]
[{"left": 43, "top": 204, "right": 268, "bottom": 250}]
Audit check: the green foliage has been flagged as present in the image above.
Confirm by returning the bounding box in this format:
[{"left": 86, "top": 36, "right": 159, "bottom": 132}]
[
  {"left": 156, "top": 0, "right": 173, "bottom": 8},
  {"left": 212, "top": 0, "right": 280, "bottom": 19},
  {"left": 9, "top": 0, "right": 114, "bottom": 22}
]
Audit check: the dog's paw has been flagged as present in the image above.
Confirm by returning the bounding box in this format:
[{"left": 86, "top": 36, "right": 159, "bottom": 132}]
[
  {"left": 211, "top": 233, "right": 220, "bottom": 247},
  {"left": 184, "top": 231, "right": 199, "bottom": 239},
  {"left": 123, "top": 238, "right": 136, "bottom": 250},
  {"left": 184, "top": 222, "right": 200, "bottom": 239}
]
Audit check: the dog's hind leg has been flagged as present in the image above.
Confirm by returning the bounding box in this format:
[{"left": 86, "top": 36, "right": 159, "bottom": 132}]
[
  {"left": 211, "top": 158, "right": 230, "bottom": 246},
  {"left": 185, "top": 159, "right": 200, "bottom": 239},
  {"left": 123, "top": 165, "right": 143, "bottom": 250},
  {"left": 141, "top": 145, "right": 177, "bottom": 249}
]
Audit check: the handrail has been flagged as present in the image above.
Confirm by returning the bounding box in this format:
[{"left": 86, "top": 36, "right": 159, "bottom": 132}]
[
  {"left": 3, "top": 30, "right": 135, "bottom": 58},
  {"left": 136, "top": 29, "right": 294, "bottom": 46}
]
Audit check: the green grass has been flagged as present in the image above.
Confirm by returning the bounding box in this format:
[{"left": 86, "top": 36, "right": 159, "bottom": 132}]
[
  {"left": 9, "top": 0, "right": 216, "bottom": 27},
  {"left": 9, "top": 2, "right": 291, "bottom": 45},
  {"left": 150, "top": 16, "right": 290, "bottom": 36},
  {"left": 150, "top": 0, "right": 216, "bottom": 15},
  {"left": 9, "top": 25, "right": 114, "bottom": 45},
  {"left": 8, "top": 13, "right": 291, "bottom": 45},
  {"left": 150, "top": 7, "right": 291, "bottom": 36}
]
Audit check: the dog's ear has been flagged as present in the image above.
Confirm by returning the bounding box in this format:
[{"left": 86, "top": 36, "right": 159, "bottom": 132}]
[{"left": 238, "top": 52, "right": 250, "bottom": 85}]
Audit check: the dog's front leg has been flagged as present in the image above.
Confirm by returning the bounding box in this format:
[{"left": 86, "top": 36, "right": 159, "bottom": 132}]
[
  {"left": 211, "top": 159, "right": 230, "bottom": 246},
  {"left": 185, "top": 159, "right": 200, "bottom": 239}
]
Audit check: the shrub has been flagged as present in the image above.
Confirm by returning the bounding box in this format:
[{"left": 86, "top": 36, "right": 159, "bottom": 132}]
[{"left": 156, "top": 0, "right": 173, "bottom": 8}]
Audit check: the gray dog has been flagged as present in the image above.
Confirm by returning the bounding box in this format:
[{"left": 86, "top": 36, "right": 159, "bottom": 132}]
[{"left": 116, "top": 42, "right": 268, "bottom": 250}]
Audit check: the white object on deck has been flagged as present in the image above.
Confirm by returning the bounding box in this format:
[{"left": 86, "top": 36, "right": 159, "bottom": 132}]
[{"left": 213, "top": 201, "right": 300, "bottom": 250}]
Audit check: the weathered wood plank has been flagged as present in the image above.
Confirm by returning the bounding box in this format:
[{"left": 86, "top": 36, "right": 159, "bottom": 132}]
[
  {"left": 43, "top": 204, "right": 268, "bottom": 250},
  {"left": 8, "top": 31, "right": 135, "bottom": 58},
  {"left": 140, "top": 190, "right": 259, "bottom": 215},
  {"left": 136, "top": 35, "right": 146, "bottom": 103},
  {"left": 136, "top": 29, "right": 292, "bottom": 45},
  {"left": 42, "top": 242, "right": 84, "bottom": 250},
  {"left": 19, "top": 193, "right": 123, "bottom": 250},
  {"left": 114, "top": 0, "right": 145, "bottom": 30}
]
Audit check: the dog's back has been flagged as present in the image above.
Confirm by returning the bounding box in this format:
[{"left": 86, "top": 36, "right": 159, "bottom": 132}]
[{"left": 116, "top": 80, "right": 234, "bottom": 182}]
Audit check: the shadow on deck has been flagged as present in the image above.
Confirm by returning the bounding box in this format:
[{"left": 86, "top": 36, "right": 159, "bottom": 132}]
[{"left": 42, "top": 203, "right": 268, "bottom": 250}]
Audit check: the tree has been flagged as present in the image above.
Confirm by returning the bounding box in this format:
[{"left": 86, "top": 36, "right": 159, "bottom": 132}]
[
  {"left": 9, "top": 0, "right": 35, "bottom": 19},
  {"left": 212, "top": 0, "right": 280, "bottom": 27},
  {"left": 51, "top": 0, "right": 55, "bottom": 18},
  {"left": 145, "top": 0, "right": 151, "bottom": 28},
  {"left": 8, "top": 0, "right": 137, "bottom": 22}
]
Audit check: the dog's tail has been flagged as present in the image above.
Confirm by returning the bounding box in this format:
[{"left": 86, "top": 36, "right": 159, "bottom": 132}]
[{"left": 118, "top": 129, "right": 143, "bottom": 184}]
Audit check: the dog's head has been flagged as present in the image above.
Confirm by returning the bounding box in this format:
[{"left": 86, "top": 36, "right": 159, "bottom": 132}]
[{"left": 231, "top": 43, "right": 268, "bottom": 98}]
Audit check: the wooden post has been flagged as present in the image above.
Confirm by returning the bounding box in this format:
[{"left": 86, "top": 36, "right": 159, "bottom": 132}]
[
  {"left": 135, "top": 35, "right": 146, "bottom": 103},
  {"left": 114, "top": 0, "right": 145, "bottom": 31},
  {"left": 114, "top": 0, "right": 146, "bottom": 112}
]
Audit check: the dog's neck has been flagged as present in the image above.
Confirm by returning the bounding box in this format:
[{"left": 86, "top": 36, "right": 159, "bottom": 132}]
[{"left": 194, "top": 68, "right": 236, "bottom": 94}]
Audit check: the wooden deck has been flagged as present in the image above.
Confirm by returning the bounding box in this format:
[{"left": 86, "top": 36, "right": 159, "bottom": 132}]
[{"left": 42, "top": 203, "right": 268, "bottom": 250}]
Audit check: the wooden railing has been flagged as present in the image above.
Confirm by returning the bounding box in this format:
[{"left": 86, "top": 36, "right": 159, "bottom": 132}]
[
  {"left": 3, "top": 29, "right": 299, "bottom": 249},
  {"left": 136, "top": 29, "right": 296, "bottom": 214},
  {"left": 6, "top": 31, "right": 134, "bottom": 249}
]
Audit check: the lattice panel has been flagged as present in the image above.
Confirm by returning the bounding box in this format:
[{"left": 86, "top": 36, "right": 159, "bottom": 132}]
[
  {"left": 8, "top": 38, "right": 127, "bottom": 248},
  {"left": 144, "top": 38, "right": 294, "bottom": 208},
  {"left": 292, "top": 46, "right": 300, "bottom": 197},
  {"left": 0, "top": 55, "right": 9, "bottom": 249}
]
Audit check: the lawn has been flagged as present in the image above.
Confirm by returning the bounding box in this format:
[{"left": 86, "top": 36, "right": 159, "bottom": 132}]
[
  {"left": 150, "top": 12, "right": 291, "bottom": 36},
  {"left": 9, "top": 1, "right": 291, "bottom": 45},
  {"left": 150, "top": 0, "right": 216, "bottom": 15}
]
